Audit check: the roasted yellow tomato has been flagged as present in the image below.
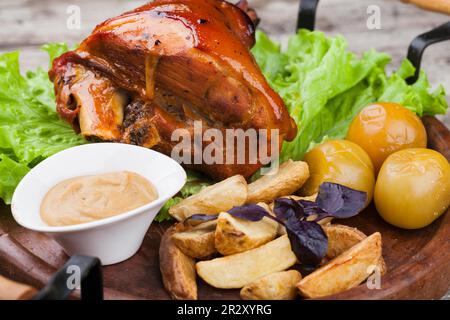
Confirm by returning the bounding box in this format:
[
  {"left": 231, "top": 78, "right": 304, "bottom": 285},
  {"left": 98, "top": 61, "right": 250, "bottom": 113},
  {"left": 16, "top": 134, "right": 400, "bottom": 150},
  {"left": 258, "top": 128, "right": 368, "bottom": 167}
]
[
  {"left": 375, "top": 148, "right": 450, "bottom": 229},
  {"left": 300, "top": 140, "right": 375, "bottom": 205},
  {"left": 346, "top": 102, "right": 427, "bottom": 172}
]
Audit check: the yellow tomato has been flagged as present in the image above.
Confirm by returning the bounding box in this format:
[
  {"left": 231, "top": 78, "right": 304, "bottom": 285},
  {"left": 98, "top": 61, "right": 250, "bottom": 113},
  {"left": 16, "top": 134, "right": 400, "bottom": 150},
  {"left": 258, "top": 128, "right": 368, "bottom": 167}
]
[
  {"left": 346, "top": 102, "right": 427, "bottom": 172},
  {"left": 375, "top": 148, "right": 450, "bottom": 229},
  {"left": 301, "top": 140, "right": 375, "bottom": 205}
]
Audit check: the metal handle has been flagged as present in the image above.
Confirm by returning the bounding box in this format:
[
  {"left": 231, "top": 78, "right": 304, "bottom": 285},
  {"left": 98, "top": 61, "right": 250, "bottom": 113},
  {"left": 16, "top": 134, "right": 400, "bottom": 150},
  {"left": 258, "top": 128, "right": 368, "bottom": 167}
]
[
  {"left": 406, "top": 21, "right": 450, "bottom": 84},
  {"left": 297, "top": 0, "right": 320, "bottom": 31},
  {"left": 34, "top": 255, "right": 103, "bottom": 300}
]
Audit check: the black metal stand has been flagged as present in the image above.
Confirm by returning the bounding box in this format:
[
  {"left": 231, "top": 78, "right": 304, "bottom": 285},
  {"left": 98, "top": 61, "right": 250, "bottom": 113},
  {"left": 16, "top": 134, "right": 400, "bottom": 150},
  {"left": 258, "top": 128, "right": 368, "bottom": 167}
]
[
  {"left": 296, "top": 0, "right": 450, "bottom": 85},
  {"left": 34, "top": 255, "right": 103, "bottom": 300},
  {"left": 297, "top": 0, "right": 319, "bottom": 31},
  {"left": 406, "top": 22, "right": 450, "bottom": 84}
]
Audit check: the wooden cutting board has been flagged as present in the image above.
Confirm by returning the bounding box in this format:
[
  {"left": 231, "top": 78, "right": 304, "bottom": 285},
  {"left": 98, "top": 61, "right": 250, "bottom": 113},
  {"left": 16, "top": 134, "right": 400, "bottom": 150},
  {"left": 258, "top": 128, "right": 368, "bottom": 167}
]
[{"left": 0, "top": 115, "right": 449, "bottom": 300}]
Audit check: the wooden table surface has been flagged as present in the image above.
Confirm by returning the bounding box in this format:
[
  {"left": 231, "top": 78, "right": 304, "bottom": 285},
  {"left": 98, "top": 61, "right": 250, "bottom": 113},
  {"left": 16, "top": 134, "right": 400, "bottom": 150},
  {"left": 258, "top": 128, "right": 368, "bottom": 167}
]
[{"left": 0, "top": 0, "right": 449, "bottom": 299}]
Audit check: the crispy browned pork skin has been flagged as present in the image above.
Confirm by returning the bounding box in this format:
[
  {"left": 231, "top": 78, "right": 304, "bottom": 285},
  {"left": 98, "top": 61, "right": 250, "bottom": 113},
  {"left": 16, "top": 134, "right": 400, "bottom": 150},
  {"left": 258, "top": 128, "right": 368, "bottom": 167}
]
[{"left": 49, "top": 0, "right": 297, "bottom": 180}]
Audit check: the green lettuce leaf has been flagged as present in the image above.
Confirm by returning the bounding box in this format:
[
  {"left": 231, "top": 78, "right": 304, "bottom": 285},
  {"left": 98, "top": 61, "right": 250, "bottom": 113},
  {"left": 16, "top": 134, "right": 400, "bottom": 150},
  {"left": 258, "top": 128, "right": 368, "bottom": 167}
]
[
  {"left": 155, "top": 197, "right": 183, "bottom": 222},
  {"left": 41, "top": 43, "right": 71, "bottom": 67},
  {"left": 0, "top": 154, "right": 29, "bottom": 203},
  {"left": 252, "top": 29, "right": 448, "bottom": 162},
  {"left": 180, "top": 170, "right": 212, "bottom": 198},
  {"left": 0, "top": 45, "right": 85, "bottom": 204}
]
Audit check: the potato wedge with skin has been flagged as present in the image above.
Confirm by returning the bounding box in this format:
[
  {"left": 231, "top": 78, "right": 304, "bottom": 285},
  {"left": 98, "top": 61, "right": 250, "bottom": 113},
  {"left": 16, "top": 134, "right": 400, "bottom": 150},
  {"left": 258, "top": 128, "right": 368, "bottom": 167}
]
[
  {"left": 215, "top": 204, "right": 278, "bottom": 255},
  {"left": 247, "top": 160, "right": 309, "bottom": 203},
  {"left": 323, "top": 224, "right": 367, "bottom": 259},
  {"left": 173, "top": 220, "right": 217, "bottom": 259},
  {"left": 240, "top": 270, "right": 302, "bottom": 300},
  {"left": 197, "top": 235, "right": 297, "bottom": 289},
  {"left": 377, "top": 256, "right": 387, "bottom": 275},
  {"left": 169, "top": 175, "right": 248, "bottom": 221},
  {"left": 323, "top": 224, "right": 387, "bottom": 274},
  {"left": 297, "top": 232, "right": 382, "bottom": 299},
  {"left": 159, "top": 225, "right": 197, "bottom": 300}
]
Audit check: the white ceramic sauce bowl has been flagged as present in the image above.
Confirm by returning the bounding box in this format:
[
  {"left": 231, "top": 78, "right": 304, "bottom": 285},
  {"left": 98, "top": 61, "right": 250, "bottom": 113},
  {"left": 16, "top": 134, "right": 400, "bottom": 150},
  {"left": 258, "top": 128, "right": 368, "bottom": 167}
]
[{"left": 11, "top": 143, "right": 186, "bottom": 265}]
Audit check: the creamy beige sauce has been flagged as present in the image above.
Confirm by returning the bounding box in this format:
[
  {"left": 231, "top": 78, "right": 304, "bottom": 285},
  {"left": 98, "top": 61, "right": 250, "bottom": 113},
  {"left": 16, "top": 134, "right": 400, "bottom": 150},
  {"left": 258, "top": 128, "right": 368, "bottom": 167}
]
[{"left": 40, "top": 171, "right": 158, "bottom": 226}]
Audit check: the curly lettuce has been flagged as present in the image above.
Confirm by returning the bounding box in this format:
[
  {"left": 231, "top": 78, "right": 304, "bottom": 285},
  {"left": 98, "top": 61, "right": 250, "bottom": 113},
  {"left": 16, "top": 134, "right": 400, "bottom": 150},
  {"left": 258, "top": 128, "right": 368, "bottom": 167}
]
[
  {"left": 0, "top": 45, "right": 85, "bottom": 203},
  {"left": 252, "top": 30, "right": 448, "bottom": 162}
]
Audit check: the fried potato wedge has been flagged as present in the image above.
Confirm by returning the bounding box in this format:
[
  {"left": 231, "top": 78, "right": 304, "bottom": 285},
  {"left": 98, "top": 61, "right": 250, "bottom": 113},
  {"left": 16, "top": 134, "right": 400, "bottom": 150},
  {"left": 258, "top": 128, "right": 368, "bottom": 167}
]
[
  {"left": 240, "top": 270, "right": 302, "bottom": 300},
  {"left": 173, "top": 220, "right": 217, "bottom": 259},
  {"left": 377, "top": 256, "right": 387, "bottom": 275},
  {"left": 159, "top": 225, "right": 197, "bottom": 300},
  {"left": 169, "top": 175, "right": 248, "bottom": 221},
  {"left": 323, "top": 224, "right": 367, "bottom": 259},
  {"left": 247, "top": 160, "right": 309, "bottom": 203},
  {"left": 297, "top": 232, "right": 382, "bottom": 299},
  {"left": 323, "top": 224, "right": 387, "bottom": 274},
  {"left": 197, "top": 235, "right": 297, "bottom": 289},
  {"left": 215, "top": 204, "right": 278, "bottom": 255}
]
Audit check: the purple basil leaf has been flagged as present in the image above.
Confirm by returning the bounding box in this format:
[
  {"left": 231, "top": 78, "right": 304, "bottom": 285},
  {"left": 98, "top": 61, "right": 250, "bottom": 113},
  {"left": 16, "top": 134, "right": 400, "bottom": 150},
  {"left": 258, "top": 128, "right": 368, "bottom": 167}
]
[
  {"left": 298, "top": 200, "right": 327, "bottom": 216},
  {"left": 313, "top": 212, "right": 333, "bottom": 222},
  {"left": 285, "top": 218, "right": 328, "bottom": 266},
  {"left": 316, "top": 182, "right": 367, "bottom": 219},
  {"left": 187, "top": 214, "right": 219, "bottom": 223},
  {"left": 228, "top": 204, "right": 269, "bottom": 221},
  {"left": 273, "top": 198, "right": 305, "bottom": 221}
]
